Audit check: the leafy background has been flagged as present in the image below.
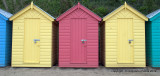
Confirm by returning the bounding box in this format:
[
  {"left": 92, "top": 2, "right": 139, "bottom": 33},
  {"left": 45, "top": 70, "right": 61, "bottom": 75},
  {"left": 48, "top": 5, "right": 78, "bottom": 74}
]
[{"left": 0, "top": 0, "right": 160, "bottom": 18}]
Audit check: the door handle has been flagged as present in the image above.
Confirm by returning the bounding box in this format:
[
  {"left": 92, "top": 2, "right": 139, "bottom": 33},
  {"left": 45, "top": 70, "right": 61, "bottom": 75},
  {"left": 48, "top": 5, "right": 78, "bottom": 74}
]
[
  {"left": 81, "top": 39, "right": 87, "bottom": 44},
  {"left": 128, "top": 39, "right": 133, "bottom": 44},
  {"left": 34, "top": 39, "right": 40, "bottom": 43}
]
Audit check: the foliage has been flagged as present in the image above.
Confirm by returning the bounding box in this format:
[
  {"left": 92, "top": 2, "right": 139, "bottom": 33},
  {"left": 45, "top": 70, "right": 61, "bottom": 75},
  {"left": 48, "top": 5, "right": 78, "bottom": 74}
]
[{"left": 0, "top": 0, "right": 160, "bottom": 18}]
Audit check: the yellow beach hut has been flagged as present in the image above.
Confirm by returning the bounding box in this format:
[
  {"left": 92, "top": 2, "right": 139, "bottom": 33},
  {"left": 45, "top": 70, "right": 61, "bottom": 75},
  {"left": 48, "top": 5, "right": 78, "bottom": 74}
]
[
  {"left": 9, "top": 2, "right": 57, "bottom": 67},
  {"left": 100, "top": 2, "right": 148, "bottom": 67}
]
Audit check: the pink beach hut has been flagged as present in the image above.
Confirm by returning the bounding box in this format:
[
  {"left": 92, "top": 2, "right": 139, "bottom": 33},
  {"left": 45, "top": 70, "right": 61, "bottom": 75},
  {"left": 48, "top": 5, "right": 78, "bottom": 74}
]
[{"left": 57, "top": 3, "right": 101, "bottom": 67}]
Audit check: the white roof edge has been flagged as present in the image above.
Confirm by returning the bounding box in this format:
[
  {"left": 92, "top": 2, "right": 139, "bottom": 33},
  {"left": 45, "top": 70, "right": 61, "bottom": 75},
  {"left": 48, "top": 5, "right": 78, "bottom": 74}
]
[
  {"left": 0, "top": 9, "right": 13, "bottom": 19},
  {"left": 146, "top": 9, "right": 160, "bottom": 18}
]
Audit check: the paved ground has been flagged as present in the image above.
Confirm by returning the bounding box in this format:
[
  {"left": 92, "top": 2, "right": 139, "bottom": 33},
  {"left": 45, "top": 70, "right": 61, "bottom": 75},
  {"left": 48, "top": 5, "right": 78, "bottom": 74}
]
[{"left": 0, "top": 66, "right": 160, "bottom": 76}]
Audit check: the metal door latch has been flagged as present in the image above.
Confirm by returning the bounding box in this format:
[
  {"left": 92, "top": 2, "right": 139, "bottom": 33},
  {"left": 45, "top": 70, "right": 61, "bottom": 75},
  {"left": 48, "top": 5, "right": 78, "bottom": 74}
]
[
  {"left": 128, "top": 39, "right": 133, "bottom": 44},
  {"left": 34, "top": 39, "right": 40, "bottom": 43},
  {"left": 81, "top": 39, "right": 87, "bottom": 43}
]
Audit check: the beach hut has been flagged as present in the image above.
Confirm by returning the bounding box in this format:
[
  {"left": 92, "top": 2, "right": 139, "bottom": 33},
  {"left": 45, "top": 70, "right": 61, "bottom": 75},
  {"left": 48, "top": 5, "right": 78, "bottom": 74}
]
[
  {"left": 0, "top": 9, "right": 12, "bottom": 67},
  {"left": 57, "top": 2, "right": 101, "bottom": 67},
  {"left": 100, "top": 2, "right": 148, "bottom": 67},
  {"left": 146, "top": 9, "right": 160, "bottom": 67},
  {"left": 9, "top": 2, "right": 57, "bottom": 67}
]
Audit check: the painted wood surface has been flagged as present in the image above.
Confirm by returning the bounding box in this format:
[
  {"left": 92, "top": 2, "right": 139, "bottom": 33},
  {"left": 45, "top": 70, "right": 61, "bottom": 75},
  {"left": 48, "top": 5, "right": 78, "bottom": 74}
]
[
  {"left": 57, "top": 3, "right": 101, "bottom": 67},
  {"left": 101, "top": 2, "right": 148, "bottom": 67},
  {"left": 0, "top": 14, "right": 12, "bottom": 67},
  {"left": 117, "top": 18, "right": 134, "bottom": 64},
  {"left": 70, "top": 18, "right": 87, "bottom": 64},
  {"left": 9, "top": 2, "right": 57, "bottom": 67},
  {"left": 23, "top": 19, "right": 40, "bottom": 63},
  {"left": 146, "top": 12, "right": 160, "bottom": 67}
]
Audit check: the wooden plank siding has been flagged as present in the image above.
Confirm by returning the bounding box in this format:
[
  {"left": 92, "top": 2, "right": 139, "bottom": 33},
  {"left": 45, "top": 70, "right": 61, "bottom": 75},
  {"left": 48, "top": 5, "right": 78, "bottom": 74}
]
[
  {"left": 146, "top": 13, "right": 160, "bottom": 67},
  {"left": 102, "top": 3, "right": 148, "bottom": 67},
  {"left": 0, "top": 13, "right": 12, "bottom": 67},
  {"left": 59, "top": 14, "right": 99, "bottom": 67},
  {"left": 0, "top": 18, "right": 6, "bottom": 67},
  {"left": 10, "top": 3, "right": 56, "bottom": 67},
  {"left": 57, "top": 3, "right": 101, "bottom": 67},
  {"left": 105, "top": 10, "right": 146, "bottom": 67}
]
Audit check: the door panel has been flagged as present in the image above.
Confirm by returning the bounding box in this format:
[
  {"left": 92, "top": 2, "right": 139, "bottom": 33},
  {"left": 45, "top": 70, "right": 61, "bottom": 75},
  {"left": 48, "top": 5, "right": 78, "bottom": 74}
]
[
  {"left": 70, "top": 18, "right": 87, "bottom": 64},
  {"left": 24, "top": 18, "right": 40, "bottom": 63},
  {"left": 117, "top": 18, "right": 134, "bottom": 63}
]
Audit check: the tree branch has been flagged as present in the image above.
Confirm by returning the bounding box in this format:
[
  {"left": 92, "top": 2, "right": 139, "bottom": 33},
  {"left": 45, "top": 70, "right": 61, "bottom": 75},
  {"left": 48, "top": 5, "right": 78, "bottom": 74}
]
[{"left": 2, "top": 0, "right": 8, "bottom": 11}]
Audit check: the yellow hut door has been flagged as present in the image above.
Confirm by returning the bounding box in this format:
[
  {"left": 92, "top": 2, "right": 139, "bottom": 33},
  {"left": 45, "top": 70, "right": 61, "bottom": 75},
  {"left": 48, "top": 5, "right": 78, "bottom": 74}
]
[
  {"left": 117, "top": 18, "right": 134, "bottom": 64},
  {"left": 24, "top": 18, "right": 40, "bottom": 63}
]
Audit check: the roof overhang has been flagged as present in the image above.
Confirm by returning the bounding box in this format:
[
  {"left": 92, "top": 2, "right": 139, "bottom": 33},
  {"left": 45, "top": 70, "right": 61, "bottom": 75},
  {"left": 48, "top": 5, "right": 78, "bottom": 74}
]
[
  {"left": 9, "top": 2, "right": 54, "bottom": 21},
  {"left": 103, "top": 2, "right": 148, "bottom": 21}
]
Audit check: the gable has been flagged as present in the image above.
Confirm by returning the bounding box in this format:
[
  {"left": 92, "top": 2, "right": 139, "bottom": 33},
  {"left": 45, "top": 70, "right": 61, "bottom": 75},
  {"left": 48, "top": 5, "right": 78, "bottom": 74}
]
[
  {"left": 106, "top": 8, "right": 144, "bottom": 22},
  {"left": 62, "top": 8, "right": 98, "bottom": 21},
  {"left": 10, "top": 2, "right": 54, "bottom": 21},
  {"left": 12, "top": 8, "right": 49, "bottom": 20},
  {"left": 57, "top": 3, "right": 101, "bottom": 21},
  {"left": 103, "top": 2, "right": 148, "bottom": 21}
]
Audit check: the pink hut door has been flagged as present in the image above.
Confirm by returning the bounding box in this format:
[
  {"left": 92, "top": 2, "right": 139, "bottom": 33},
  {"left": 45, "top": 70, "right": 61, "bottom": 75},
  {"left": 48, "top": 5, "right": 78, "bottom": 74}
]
[{"left": 70, "top": 18, "right": 87, "bottom": 64}]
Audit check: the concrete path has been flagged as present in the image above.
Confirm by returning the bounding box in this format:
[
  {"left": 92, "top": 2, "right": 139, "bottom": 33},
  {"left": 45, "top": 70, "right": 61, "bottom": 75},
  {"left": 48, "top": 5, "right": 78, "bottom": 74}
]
[{"left": 0, "top": 66, "right": 159, "bottom": 76}]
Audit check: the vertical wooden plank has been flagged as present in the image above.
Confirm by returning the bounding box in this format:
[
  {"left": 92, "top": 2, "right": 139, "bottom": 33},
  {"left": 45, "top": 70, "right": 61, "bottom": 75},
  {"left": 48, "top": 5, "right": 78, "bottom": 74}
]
[
  {"left": 70, "top": 18, "right": 87, "bottom": 64},
  {"left": 117, "top": 18, "right": 133, "bottom": 63},
  {"left": 24, "top": 18, "right": 40, "bottom": 63},
  {"left": 81, "top": 19, "right": 87, "bottom": 63}
]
